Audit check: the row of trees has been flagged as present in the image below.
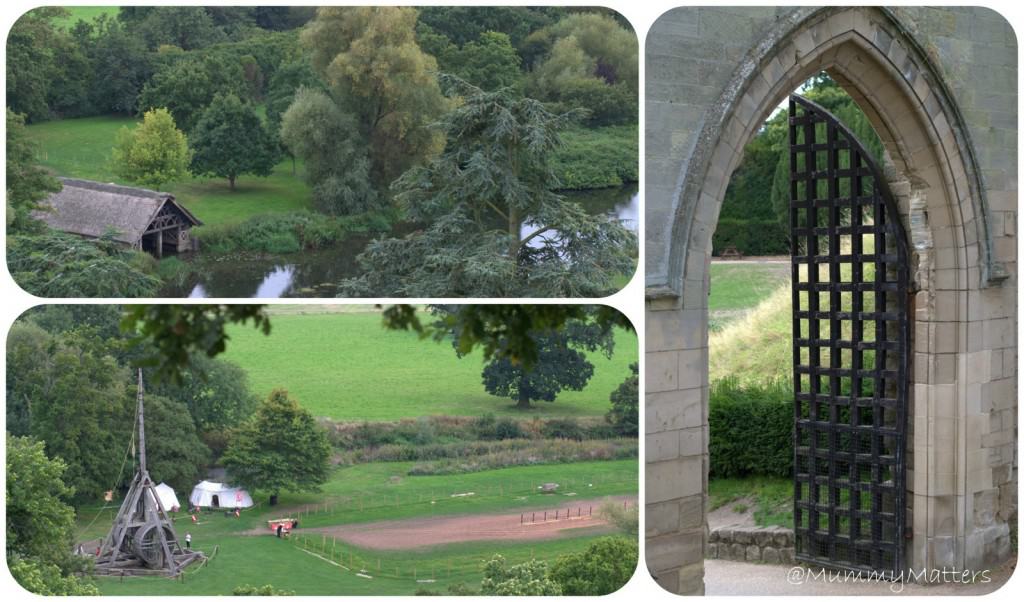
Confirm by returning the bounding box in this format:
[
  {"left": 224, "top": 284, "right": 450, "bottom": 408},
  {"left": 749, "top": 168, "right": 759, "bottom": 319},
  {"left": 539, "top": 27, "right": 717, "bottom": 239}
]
[{"left": 714, "top": 74, "right": 885, "bottom": 255}]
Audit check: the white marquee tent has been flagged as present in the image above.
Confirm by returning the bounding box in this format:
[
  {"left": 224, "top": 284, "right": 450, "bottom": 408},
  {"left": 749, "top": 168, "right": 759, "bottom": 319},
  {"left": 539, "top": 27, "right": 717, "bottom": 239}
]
[
  {"left": 153, "top": 482, "right": 181, "bottom": 512},
  {"left": 189, "top": 480, "right": 254, "bottom": 509}
]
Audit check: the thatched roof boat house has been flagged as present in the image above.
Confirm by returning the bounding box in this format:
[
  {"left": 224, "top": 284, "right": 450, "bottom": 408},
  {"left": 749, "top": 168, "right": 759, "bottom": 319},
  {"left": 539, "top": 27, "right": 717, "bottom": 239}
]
[{"left": 35, "top": 178, "right": 202, "bottom": 257}]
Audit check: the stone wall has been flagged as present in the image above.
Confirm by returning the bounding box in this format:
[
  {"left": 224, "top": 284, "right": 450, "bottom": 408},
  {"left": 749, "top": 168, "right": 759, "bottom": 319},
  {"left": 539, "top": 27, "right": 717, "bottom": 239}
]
[
  {"left": 645, "top": 6, "right": 1017, "bottom": 595},
  {"left": 707, "top": 527, "right": 795, "bottom": 565}
]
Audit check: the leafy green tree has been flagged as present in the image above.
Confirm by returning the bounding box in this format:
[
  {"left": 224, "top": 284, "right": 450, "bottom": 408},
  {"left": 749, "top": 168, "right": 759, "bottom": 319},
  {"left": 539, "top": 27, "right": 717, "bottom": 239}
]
[
  {"left": 606, "top": 362, "right": 639, "bottom": 436},
  {"left": 137, "top": 53, "right": 248, "bottom": 132},
  {"left": 6, "top": 325, "right": 132, "bottom": 503},
  {"left": 6, "top": 109, "right": 62, "bottom": 231},
  {"left": 80, "top": 15, "right": 153, "bottom": 115},
  {"left": 441, "top": 31, "right": 522, "bottom": 91},
  {"left": 149, "top": 355, "right": 259, "bottom": 433},
  {"left": 6, "top": 435, "right": 99, "bottom": 595},
  {"left": 111, "top": 108, "right": 191, "bottom": 188},
  {"left": 6, "top": 7, "right": 72, "bottom": 121},
  {"left": 339, "top": 79, "right": 636, "bottom": 297},
  {"left": 418, "top": 6, "right": 562, "bottom": 49},
  {"left": 548, "top": 537, "right": 638, "bottom": 595},
  {"left": 302, "top": 7, "right": 448, "bottom": 187},
  {"left": 189, "top": 93, "right": 280, "bottom": 190},
  {"left": 480, "top": 555, "right": 561, "bottom": 595},
  {"left": 221, "top": 389, "right": 331, "bottom": 505},
  {"left": 129, "top": 7, "right": 226, "bottom": 50},
  {"left": 280, "top": 87, "right": 376, "bottom": 214},
  {"left": 140, "top": 394, "right": 211, "bottom": 492},
  {"left": 477, "top": 319, "right": 615, "bottom": 409}
]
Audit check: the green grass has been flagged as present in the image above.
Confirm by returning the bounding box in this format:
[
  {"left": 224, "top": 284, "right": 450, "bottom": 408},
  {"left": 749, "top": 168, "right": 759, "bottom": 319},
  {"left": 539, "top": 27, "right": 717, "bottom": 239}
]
[
  {"left": 51, "top": 6, "right": 119, "bottom": 29},
  {"left": 27, "top": 115, "right": 312, "bottom": 227},
  {"left": 709, "top": 477, "right": 792, "bottom": 528},
  {"left": 220, "top": 311, "right": 638, "bottom": 421},
  {"left": 81, "top": 460, "right": 637, "bottom": 595},
  {"left": 708, "top": 262, "right": 790, "bottom": 311}
]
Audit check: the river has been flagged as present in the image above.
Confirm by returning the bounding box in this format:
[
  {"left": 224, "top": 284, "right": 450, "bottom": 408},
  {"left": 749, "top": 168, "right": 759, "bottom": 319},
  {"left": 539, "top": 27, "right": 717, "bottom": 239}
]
[{"left": 166, "top": 183, "right": 639, "bottom": 298}]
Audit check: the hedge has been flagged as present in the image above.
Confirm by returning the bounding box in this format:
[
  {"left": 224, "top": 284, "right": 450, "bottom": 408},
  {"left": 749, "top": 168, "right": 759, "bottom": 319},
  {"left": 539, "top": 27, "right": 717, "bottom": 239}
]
[
  {"left": 712, "top": 218, "right": 789, "bottom": 256},
  {"left": 709, "top": 377, "right": 792, "bottom": 478}
]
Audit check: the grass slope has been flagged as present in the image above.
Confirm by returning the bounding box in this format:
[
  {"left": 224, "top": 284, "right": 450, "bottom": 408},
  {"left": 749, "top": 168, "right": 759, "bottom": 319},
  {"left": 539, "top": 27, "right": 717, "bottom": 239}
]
[
  {"left": 52, "top": 6, "right": 120, "bottom": 29},
  {"left": 27, "top": 115, "right": 311, "bottom": 226},
  {"left": 83, "top": 460, "right": 637, "bottom": 595},
  {"left": 220, "top": 310, "right": 638, "bottom": 421}
]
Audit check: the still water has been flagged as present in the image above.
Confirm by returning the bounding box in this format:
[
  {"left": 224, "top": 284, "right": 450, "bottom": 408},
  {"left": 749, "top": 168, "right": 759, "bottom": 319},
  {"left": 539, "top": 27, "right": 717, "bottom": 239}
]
[{"left": 170, "top": 183, "right": 638, "bottom": 298}]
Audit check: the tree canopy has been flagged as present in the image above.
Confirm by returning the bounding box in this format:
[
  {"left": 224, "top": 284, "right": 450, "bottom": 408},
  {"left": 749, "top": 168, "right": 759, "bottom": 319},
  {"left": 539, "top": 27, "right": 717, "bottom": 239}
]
[
  {"left": 111, "top": 107, "right": 191, "bottom": 188},
  {"left": 189, "top": 93, "right": 280, "bottom": 190},
  {"left": 221, "top": 389, "right": 332, "bottom": 504},
  {"left": 339, "top": 79, "right": 636, "bottom": 297},
  {"left": 6, "top": 109, "right": 61, "bottom": 231},
  {"left": 548, "top": 536, "right": 638, "bottom": 595},
  {"left": 301, "top": 7, "right": 448, "bottom": 188}
]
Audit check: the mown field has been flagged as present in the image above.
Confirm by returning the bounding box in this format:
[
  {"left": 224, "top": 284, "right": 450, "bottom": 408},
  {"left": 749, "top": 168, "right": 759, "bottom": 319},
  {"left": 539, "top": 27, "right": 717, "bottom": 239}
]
[
  {"left": 26, "top": 115, "right": 312, "bottom": 227},
  {"left": 52, "top": 6, "right": 120, "bottom": 28},
  {"left": 220, "top": 309, "right": 638, "bottom": 420},
  {"left": 82, "top": 459, "right": 637, "bottom": 595}
]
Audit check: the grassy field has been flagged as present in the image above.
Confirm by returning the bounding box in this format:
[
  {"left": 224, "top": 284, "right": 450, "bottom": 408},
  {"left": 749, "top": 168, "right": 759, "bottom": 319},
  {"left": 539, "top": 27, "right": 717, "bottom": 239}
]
[
  {"left": 81, "top": 459, "right": 637, "bottom": 595},
  {"left": 51, "top": 6, "right": 120, "bottom": 28},
  {"left": 220, "top": 309, "right": 638, "bottom": 420},
  {"left": 27, "top": 115, "right": 312, "bottom": 227}
]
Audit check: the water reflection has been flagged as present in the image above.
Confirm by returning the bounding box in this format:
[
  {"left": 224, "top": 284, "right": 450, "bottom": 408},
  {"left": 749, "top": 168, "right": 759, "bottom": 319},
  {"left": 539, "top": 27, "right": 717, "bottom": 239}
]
[{"left": 173, "top": 183, "right": 638, "bottom": 298}]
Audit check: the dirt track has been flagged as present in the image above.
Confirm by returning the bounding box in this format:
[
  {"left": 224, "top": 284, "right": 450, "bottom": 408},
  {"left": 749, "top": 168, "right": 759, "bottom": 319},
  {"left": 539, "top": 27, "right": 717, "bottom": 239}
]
[{"left": 296, "top": 496, "right": 636, "bottom": 550}]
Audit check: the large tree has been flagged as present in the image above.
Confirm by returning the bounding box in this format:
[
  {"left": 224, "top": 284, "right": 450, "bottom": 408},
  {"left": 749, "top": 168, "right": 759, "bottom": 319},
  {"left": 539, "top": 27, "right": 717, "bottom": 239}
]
[
  {"left": 338, "top": 79, "right": 636, "bottom": 297},
  {"left": 438, "top": 31, "right": 522, "bottom": 91},
  {"left": 6, "top": 109, "right": 61, "bottom": 232},
  {"left": 221, "top": 389, "right": 331, "bottom": 505},
  {"left": 480, "top": 555, "right": 561, "bottom": 595},
  {"left": 475, "top": 317, "right": 616, "bottom": 409},
  {"left": 189, "top": 93, "right": 280, "bottom": 190},
  {"left": 139, "top": 394, "right": 211, "bottom": 492},
  {"left": 6, "top": 8, "right": 74, "bottom": 121},
  {"left": 301, "top": 7, "right": 448, "bottom": 187},
  {"left": 6, "top": 435, "right": 99, "bottom": 595},
  {"left": 606, "top": 362, "right": 639, "bottom": 436},
  {"left": 82, "top": 14, "right": 153, "bottom": 115},
  {"left": 111, "top": 107, "right": 191, "bottom": 189},
  {"left": 279, "top": 87, "right": 376, "bottom": 214}
]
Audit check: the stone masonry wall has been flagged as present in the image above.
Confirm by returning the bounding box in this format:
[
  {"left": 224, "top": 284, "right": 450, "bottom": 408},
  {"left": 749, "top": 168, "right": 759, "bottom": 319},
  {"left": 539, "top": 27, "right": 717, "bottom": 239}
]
[{"left": 707, "top": 527, "right": 796, "bottom": 565}]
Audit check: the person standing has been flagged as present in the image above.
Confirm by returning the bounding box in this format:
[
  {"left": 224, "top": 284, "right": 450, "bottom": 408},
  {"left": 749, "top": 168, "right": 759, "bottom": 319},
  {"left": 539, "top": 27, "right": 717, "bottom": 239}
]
[{"left": 185, "top": 532, "right": 192, "bottom": 550}]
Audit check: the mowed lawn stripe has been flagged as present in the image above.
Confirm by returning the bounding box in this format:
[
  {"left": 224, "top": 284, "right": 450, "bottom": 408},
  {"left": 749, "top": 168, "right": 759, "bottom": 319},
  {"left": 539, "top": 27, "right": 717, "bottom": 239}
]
[{"left": 220, "top": 312, "right": 638, "bottom": 421}]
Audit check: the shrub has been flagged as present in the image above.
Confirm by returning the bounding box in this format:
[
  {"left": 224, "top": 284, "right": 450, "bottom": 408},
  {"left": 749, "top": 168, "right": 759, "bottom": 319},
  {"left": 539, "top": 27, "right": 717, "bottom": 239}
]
[
  {"left": 549, "top": 125, "right": 638, "bottom": 190},
  {"left": 232, "top": 584, "right": 294, "bottom": 596},
  {"left": 549, "top": 537, "right": 638, "bottom": 595},
  {"left": 712, "top": 218, "right": 789, "bottom": 256},
  {"left": 708, "top": 377, "right": 792, "bottom": 478},
  {"left": 541, "top": 418, "right": 585, "bottom": 440},
  {"left": 402, "top": 438, "right": 638, "bottom": 475},
  {"left": 194, "top": 211, "right": 392, "bottom": 255}
]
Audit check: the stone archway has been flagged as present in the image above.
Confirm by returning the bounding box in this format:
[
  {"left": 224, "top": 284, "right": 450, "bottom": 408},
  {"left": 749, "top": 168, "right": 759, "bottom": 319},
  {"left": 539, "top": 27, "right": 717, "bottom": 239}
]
[{"left": 645, "top": 7, "right": 1016, "bottom": 594}]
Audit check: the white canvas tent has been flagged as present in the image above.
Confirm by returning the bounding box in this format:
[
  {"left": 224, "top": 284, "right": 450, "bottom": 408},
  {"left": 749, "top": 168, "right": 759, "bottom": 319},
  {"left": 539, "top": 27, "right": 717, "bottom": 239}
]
[
  {"left": 189, "top": 480, "right": 254, "bottom": 509},
  {"left": 153, "top": 482, "right": 181, "bottom": 512}
]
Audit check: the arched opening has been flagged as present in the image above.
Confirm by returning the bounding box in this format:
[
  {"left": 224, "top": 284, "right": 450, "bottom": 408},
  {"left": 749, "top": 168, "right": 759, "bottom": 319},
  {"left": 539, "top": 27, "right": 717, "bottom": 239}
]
[{"left": 646, "top": 6, "right": 1014, "bottom": 595}]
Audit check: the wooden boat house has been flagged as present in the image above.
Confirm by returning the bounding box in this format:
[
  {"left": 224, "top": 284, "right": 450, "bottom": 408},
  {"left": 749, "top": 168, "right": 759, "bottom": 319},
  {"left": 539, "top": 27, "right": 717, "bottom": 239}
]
[{"left": 36, "top": 178, "right": 202, "bottom": 257}]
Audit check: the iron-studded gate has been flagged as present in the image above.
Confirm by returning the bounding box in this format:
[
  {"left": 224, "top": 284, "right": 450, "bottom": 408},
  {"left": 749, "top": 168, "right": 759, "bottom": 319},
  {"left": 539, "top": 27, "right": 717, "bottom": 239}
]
[{"left": 788, "top": 94, "right": 910, "bottom": 575}]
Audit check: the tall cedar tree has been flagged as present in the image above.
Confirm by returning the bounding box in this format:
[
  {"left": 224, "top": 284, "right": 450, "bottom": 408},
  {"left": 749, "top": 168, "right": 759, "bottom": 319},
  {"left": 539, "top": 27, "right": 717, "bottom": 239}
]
[
  {"left": 221, "top": 389, "right": 331, "bottom": 505},
  {"left": 301, "top": 7, "right": 448, "bottom": 187},
  {"left": 339, "top": 77, "right": 636, "bottom": 297},
  {"left": 189, "top": 93, "right": 280, "bottom": 190}
]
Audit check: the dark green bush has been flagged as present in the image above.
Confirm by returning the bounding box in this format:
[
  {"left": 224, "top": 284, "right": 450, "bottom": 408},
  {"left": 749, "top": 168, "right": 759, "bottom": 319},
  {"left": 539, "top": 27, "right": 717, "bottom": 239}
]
[
  {"left": 550, "top": 125, "right": 638, "bottom": 190},
  {"left": 712, "top": 218, "right": 789, "bottom": 256},
  {"left": 195, "top": 210, "right": 392, "bottom": 255},
  {"left": 709, "top": 377, "right": 792, "bottom": 478}
]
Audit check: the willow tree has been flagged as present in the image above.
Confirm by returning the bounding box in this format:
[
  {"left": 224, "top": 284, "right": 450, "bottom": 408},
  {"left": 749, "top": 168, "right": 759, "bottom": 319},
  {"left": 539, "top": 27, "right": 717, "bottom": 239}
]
[
  {"left": 301, "top": 6, "right": 448, "bottom": 187},
  {"left": 338, "top": 77, "right": 636, "bottom": 297}
]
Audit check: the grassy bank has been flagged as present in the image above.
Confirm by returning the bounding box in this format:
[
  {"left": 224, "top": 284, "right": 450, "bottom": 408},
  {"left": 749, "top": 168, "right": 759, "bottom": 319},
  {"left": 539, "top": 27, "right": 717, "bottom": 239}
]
[{"left": 220, "top": 310, "right": 638, "bottom": 421}]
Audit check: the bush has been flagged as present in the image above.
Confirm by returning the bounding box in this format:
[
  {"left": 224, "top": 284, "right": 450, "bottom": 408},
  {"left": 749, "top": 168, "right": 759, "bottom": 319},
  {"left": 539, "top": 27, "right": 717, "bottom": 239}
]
[
  {"left": 550, "top": 125, "right": 638, "bottom": 190},
  {"left": 549, "top": 537, "right": 638, "bottom": 595},
  {"left": 472, "top": 414, "right": 525, "bottom": 441},
  {"left": 194, "top": 210, "right": 395, "bottom": 256},
  {"left": 709, "top": 377, "right": 792, "bottom": 478},
  {"left": 232, "top": 584, "right": 294, "bottom": 596},
  {"left": 712, "top": 218, "right": 789, "bottom": 256},
  {"left": 402, "top": 438, "right": 638, "bottom": 475},
  {"left": 541, "top": 418, "right": 585, "bottom": 440}
]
